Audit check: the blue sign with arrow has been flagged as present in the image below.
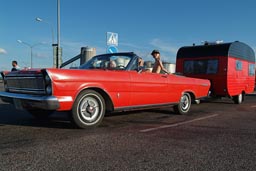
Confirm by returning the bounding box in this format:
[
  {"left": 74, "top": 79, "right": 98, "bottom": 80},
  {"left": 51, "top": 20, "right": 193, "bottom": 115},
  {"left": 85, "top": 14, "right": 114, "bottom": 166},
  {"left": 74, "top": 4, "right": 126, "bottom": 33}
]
[{"left": 107, "top": 46, "right": 118, "bottom": 53}]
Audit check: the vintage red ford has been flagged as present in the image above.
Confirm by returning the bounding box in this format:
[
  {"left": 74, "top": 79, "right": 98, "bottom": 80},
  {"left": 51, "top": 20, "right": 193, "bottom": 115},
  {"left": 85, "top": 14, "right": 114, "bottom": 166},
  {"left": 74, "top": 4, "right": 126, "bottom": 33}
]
[{"left": 0, "top": 52, "right": 210, "bottom": 128}]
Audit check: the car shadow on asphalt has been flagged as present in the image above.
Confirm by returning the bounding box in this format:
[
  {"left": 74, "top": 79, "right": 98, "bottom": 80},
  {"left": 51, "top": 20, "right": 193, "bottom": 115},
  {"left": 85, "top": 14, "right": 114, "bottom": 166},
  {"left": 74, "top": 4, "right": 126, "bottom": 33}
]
[
  {"left": 101, "top": 108, "right": 179, "bottom": 127},
  {"left": 200, "top": 98, "right": 236, "bottom": 105},
  {"left": 0, "top": 103, "right": 74, "bottom": 129},
  {"left": 0, "top": 103, "right": 178, "bottom": 129},
  {"left": 246, "top": 94, "right": 256, "bottom": 97},
  {"left": 105, "top": 107, "right": 177, "bottom": 117}
]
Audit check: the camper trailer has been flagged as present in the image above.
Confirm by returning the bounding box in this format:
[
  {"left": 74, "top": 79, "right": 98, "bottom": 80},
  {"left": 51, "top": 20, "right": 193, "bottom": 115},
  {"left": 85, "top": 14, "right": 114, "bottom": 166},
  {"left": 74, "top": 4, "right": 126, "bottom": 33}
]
[{"left": 176, "top": 41, "right": 255, "bottom": 104}]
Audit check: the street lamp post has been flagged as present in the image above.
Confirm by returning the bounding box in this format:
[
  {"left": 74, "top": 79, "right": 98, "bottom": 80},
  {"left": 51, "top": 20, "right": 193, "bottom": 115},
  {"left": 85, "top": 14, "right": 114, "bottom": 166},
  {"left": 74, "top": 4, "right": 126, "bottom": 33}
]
[
  {"left": 17, "top": 40, "right": 42, "bottom": 68},
  {"left": 35, "top": 17, "right": 58, "bottom": 68},
  {"left": 35, "top": 17, "right": 54, "bottom": 45},
  {"left": 35, "top": 0, "right": 62, "bottom": 68},
  {"left": 57, "top": 0, "right": 62, "bottom": 68}
]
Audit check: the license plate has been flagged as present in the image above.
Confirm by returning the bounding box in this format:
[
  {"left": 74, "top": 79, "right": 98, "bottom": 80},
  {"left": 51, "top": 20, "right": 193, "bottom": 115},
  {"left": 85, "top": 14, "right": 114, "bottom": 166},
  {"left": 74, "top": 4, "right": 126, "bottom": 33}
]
[{"left": 13, "top": 98, "right": 24, "bottom": 110}]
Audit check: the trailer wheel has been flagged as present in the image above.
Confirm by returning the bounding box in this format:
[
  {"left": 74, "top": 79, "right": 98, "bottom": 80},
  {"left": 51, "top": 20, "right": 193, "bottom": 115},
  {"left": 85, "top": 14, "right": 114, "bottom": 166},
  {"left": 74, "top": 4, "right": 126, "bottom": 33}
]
[
  {"left": 233, "top": 93, "right": 243, "bottom": 104},
  {"left": 174, "top": 93, "right": 191, "bottom": 115},
  {"left": 70, "top": 90, "right": 105, "bottom": 128}
]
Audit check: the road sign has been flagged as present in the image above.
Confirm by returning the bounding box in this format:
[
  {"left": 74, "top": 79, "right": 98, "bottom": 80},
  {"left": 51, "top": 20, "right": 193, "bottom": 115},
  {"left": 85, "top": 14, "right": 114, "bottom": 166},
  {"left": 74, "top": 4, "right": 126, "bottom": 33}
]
[
  {"left": 107, "top": 46, "right": 118, "bottom": 53},
  {"left": 107, "top": 32, "right": 118, "bottom": 46}
]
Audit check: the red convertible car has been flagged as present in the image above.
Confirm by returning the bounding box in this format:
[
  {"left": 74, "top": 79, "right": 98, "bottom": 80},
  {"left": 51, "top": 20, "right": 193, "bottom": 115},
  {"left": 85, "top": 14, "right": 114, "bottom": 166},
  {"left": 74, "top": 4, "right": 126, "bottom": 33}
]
[{"left": 0, "top": 52, "right": 210, "bottom": 128}]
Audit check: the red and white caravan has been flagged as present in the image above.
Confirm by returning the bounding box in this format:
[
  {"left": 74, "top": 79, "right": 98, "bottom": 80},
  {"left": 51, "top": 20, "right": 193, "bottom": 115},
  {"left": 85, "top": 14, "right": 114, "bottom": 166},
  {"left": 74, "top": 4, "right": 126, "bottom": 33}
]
[{"left": 176, "top": 41, "right": 255, "bottom": 104}]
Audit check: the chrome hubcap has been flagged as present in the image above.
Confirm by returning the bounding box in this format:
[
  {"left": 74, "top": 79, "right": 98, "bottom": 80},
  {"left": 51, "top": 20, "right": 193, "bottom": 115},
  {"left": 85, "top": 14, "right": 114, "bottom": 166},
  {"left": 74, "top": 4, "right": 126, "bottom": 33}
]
[
  {"left": 181, "top": 95, "right": 189, "bottom": 110},
  {"left": 79, "top": 96, "right": 100, "bottom": 123}
]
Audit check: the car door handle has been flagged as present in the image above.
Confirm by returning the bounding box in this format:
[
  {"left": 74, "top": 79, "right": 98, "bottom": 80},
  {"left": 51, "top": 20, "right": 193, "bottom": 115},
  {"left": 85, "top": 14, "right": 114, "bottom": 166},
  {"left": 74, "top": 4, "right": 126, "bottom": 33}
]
[{"left": 161, "top": 75, "right": 168, "bottom": 78}]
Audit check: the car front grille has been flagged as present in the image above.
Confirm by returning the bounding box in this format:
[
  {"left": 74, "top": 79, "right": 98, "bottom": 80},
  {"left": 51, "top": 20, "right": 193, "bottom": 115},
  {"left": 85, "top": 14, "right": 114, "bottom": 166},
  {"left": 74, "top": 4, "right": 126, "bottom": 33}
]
[{"left": 5, "top": 75, "right": 46, "bottom": 95}]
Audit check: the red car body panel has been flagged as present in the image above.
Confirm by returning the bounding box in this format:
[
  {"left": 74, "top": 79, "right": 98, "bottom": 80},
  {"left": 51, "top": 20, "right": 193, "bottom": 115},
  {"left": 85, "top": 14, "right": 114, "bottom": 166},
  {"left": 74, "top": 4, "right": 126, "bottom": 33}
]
[
  {"left": 45, "top": 68, "right": 210, "bottom": 111},
  {"left": 46, "top": 69, "right": 132, "bottom": 110}
]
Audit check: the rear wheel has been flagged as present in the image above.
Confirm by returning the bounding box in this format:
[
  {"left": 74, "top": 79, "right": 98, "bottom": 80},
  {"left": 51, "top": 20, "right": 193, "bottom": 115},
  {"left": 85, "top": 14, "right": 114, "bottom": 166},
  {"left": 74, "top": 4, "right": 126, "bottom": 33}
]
[
  {"left": 173, "top": 93, "right": 191, "bottom": 115},
  {"left": 27, "top": 110, "right": 54, "bottom": 120},
  {"left": 70, "top": 90, "right": 105, "bottom": 128},
  {"left": 233, "top": 93, "right": 244, "bottom": 104}
]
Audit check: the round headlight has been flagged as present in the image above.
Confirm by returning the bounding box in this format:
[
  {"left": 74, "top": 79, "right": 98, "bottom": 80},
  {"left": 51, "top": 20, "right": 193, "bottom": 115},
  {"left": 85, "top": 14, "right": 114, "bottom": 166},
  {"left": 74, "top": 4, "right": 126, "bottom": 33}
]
[
  {"left": 45, "top": 75, "right": 51, "bottom": 85},
  {"left": 46, "top": 85, "right": 52, "bottom": 95}
]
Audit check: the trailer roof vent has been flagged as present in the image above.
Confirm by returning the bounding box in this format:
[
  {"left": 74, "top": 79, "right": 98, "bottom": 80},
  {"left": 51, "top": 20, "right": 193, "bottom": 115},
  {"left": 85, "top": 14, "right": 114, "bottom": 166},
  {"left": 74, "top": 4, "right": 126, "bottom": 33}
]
[{"left": 202, "top": 40, "right": 224, "bottom": 46}]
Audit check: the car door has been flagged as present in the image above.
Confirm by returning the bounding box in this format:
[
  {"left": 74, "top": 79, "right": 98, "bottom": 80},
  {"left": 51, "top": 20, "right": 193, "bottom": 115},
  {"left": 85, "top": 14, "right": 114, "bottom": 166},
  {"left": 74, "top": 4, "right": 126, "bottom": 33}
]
[
  {"left": 104, "top": 70, "right": 131, "bottom": 108},
  {"left": 129, "top": 71, "right": 169, "bottom": 106}
]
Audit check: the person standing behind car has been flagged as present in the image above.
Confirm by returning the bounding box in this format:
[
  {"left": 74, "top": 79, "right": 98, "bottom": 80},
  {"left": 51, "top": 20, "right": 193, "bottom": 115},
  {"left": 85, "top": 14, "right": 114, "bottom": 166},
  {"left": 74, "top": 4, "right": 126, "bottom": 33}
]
[
  {"left": 11, "top": 60, "right": 20, "bottom": 71},
  {"left": 151, "top": 50, "right": 170, "bottom": 74}
]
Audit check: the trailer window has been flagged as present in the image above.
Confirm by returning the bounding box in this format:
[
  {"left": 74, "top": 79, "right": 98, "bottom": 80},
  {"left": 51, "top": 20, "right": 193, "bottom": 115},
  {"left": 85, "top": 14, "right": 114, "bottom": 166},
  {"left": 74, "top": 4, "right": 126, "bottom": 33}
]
[
  {"left": 249, "top": 64, "right": 255, "bottom": 76},
  {"left": 236, "top": 60, "right": 242, "bottom": 71},
  {"left": 184, "top": 59, "right": 218, "bottom": 74},
  {"left": 207, "top": 60, "right": 218, "bottom": 74}
]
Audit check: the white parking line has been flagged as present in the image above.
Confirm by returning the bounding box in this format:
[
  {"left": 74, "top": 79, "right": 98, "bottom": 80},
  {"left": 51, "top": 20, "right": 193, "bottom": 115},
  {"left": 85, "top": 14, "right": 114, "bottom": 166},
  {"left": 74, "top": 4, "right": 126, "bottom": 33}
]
[{"left": 140, "top": 114, "right": 219, "bottom": 133}]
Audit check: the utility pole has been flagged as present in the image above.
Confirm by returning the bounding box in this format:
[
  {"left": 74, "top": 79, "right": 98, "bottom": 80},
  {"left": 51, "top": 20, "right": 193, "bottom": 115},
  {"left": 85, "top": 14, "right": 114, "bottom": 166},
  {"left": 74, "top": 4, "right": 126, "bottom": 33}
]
[{"left": 56, "top": 0, "right": 62, "bottom": 68}]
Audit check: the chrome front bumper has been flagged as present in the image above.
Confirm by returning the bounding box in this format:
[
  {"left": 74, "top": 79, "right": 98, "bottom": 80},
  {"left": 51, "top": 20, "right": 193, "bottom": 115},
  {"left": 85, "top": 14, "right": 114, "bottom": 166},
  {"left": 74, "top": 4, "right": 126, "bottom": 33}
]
[{"left": 0, "top": 91, "right": 60, "bottom": 110}]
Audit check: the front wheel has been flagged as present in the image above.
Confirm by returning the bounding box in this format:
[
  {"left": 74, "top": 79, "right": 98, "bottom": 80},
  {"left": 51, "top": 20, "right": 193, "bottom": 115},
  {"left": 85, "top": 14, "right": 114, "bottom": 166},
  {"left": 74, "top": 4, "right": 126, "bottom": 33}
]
[
  {"left": 173, "top": 93, "right": 191, "bottom": 115},
  {"left": 70, "top": 90, "right": 106, "bottom": 128}
]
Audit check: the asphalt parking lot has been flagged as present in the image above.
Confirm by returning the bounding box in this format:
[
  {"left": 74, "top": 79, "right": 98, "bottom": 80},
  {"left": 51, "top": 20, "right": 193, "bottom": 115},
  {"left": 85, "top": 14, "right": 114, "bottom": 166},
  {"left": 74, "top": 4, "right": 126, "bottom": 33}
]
[{"left": 0, "top": 83, "right": 256, "bottom": 171}]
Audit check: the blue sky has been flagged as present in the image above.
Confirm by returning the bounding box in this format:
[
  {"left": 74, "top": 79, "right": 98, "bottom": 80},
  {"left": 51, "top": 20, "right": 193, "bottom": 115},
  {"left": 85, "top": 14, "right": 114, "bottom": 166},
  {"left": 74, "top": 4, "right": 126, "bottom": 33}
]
[{"left": 0, "top": 0, "right": 256, "bottom": 70}]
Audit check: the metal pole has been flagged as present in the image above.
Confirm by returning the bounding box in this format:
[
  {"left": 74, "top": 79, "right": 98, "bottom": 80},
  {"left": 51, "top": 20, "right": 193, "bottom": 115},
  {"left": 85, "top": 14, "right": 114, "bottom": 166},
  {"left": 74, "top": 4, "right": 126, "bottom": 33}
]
[
  {"left": 30, "top": 47, "right": 33, "bottom": 68},
  {"left": 17, "top": 40, "right": 42, "bottom": 68},
  {"left": 49, "top": 24, "right": 55, "bottom": 68},
  {"left": 47, "top": 22, "right": 55, "bottom": 68},
  {"left": 57, "top": 0, "right": 61, "bottom": 68},
  {"left": 50, "top": 25, "right": 54, "bottom": 45},
  {"left": 35, "top": 17, "right": 55, "bottom": 68}
]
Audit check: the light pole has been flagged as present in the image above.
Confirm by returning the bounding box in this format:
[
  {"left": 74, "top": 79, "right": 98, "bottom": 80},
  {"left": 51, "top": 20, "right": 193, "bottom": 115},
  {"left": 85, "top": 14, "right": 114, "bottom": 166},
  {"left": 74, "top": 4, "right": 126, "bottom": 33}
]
[
  {"left": 17, "top": 40, "right": 42, "bottom": 68},
  {"left": 57, "top": 0, "right": 62, "bottom": 68},
  {"left": 35, "top": 17, "right": 54, "bottom": 45},
  {"left": 35, "top": 17, "right": 57, "bottom": 68},
  {"left": 35, "top": 0, "right": 62, "bottom": 68}
]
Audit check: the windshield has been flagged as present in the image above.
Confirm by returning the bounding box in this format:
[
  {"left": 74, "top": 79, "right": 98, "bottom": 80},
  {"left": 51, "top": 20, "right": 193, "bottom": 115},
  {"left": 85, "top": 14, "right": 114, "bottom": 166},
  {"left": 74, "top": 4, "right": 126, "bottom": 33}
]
[{"left": 79, "top": 54, "right": 133, "bottom": 70}]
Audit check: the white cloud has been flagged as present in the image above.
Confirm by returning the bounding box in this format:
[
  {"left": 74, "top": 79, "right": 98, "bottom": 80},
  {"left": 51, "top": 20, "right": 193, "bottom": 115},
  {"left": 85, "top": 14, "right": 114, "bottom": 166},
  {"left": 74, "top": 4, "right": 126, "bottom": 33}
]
[
  {"left": 61, "top": 40, "right": 89, "bottom": 61},
  {"left": 150, "top": 38, "right": 178, "bottom": 55},
  {"left": 118, "top": 42, "right": 152, "bottom": 60},
  {"left": 119, "top": 42, "right": 142, "bottom": 49},
  {"left": 62, "top": 41, "right": 88, "bottom": 49},
  {"left": 34, "top": 52, "right": 51, "bottom": 59},
  {"left": 61, "top": 40, "right": 106, "bottom": 58},
  {"left": 149, "top": 39, "right": 178, "bottom": 63},
  {"left": 118, "top": 41, "right": 175, "bottom": 62},
  {"left": 0, "top": 48, "right": 7, "bottom": 54}
]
